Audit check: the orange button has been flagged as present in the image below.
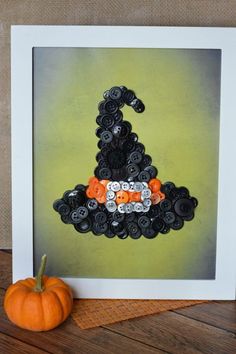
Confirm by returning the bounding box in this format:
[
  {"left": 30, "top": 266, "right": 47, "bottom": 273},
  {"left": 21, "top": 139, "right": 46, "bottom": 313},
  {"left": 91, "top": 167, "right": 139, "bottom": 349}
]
[
  {"left": 96, "top": 194, "right": 106, "bottom": 204},
  {"left": 129, "top": 191, "right": 141, "bottom": 202},
  {"left": 100, "top": 179, "right": 109, "bottom": 188},
  {"left": 158, "top": 191, "right": 165, "bottom": 201},
  {"left": 116, "top": 190, "right": 129, "bottom": 204},
  {"left": 92, "top": 183, "right": 105, "bottom": 198},
  {"left": 148, "top": 178, "right": 162, "bottom": 193},
  {"left": 86, "top": 187, "right": 95, "bottom": 199},
  {"left": 88, "top": 176, "right": 99, "bottom": 186}
]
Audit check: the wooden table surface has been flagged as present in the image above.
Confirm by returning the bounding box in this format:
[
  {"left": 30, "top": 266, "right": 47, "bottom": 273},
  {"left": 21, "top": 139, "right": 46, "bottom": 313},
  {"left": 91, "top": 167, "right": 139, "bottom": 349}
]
[{"left": 0, "top": 250, "right": 235, "bottom": 354}]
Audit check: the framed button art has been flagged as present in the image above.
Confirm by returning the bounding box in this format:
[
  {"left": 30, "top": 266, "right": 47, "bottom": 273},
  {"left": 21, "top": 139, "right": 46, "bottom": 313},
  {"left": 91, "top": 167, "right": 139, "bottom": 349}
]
[{"left": 11, "top": 26, "right": 236, "bottom": 299}]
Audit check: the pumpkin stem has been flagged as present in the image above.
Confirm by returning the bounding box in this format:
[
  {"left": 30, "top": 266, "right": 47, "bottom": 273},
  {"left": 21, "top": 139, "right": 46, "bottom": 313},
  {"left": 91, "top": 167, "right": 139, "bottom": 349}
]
[{"left": 34, "top": 254, "right": 47, "bottom": 292}]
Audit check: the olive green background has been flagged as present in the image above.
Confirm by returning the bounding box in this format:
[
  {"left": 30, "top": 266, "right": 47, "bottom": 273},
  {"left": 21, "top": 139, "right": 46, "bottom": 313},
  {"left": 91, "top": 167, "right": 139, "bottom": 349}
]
[{"left": 33, "top": 48, "right": 220, "bottom": 279}]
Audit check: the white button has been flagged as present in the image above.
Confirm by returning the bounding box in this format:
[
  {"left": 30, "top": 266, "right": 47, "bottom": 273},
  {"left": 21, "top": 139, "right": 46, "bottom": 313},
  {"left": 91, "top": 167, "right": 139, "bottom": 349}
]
[
  {"left": 124, "top": 203, "right": 133, "bottom": 213},
  {"left": 134, "top": 202, "right": 144, "bottom": 212},
  {"left": 111, "top": 181, "right": 120, "bottom": 192},
  {"left": 143, "top": 198, "right": 151, "bottom": 207},
  {"left": 118, "top": 203, "right": 126, "bottom": 213},
  {"left": 134, "top": 182, "right": 143, "bottom": 192},
  {"left": 105, "top": 201, "right": 117, "bottom": 212},
  {"left": 141, "top": 188, "right": 152, "bottom": 200},
  {"left": 107, "top": 181, "right": 113, "bottom": 190},
  {"left": 106, "top": 190, "right": 116, "bottom": 200},
  {"left": 121, "top": 181, "right": 129, "bottom": 191}
]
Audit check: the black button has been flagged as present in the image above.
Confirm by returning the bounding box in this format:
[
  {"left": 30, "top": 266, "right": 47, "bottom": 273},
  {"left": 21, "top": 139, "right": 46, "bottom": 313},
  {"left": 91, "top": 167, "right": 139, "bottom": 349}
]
[
  {"left": 147, "top": 205, "right": 161, "bottom": 218},
  {"left": 125, "top": 212, "right": 136, "bottom": 223},
  {"left": 122, "top": 120, "right": 132, "bottom": 133},
  {"left": 113, "top": 211, "right": 125, "bottom": 223},
  {"left": 161, "top": 182, "right": 176, "bottom": 195},
  {"left": 62, "top": 190, "right": 72, "bottom": 202},
  {"left": 128, "top": 222, "right": 138, "bottom": 234},
  {"left": 112, "top": 110, "right": 123, "bottom": 123},
  {"left": 105, "top": 227, "right": 116, "bottom": 238},
  {"left": 131, "top": 99, "right": 145, "bottom": 113},
  {"left": 101, "top": 146, "right": 111, "bottom": 157},
  {"left": 96, "top": 152, "right": 103, "bottom": 162},
  {"left": 111, "top": 222, "right": 124, "bottom": 234},
  {"left": 97, "top": 139, "right": 106, "bottom": 149},
  {"left": 135, "top": 142, "right": 145, "bottom": 154},
  {"left": 58, "top": 203, "right": 70, "bottom": 216},
  {"left": 127, "top": 222, "right": 142, "bottom": 239},
  {"left": 159, "top": 199, "right": 172, "bottom": 212},
  {"left": 74, "top": 184, "right": 86, "bottom": 192},
  {"left": 53, "top": 199, "right": 64, "bottom": 212},
  {"left": 176, "top": 187, "right": 189, "bottom": 198},
  {"left": 109, "top": 86, "right": 123, "bottom": 100},
  {"left": 68, "top": 190, "right": 85, "bottom": 208},
  {"left": 144, "top": 166, "right": 158, "bottom": 179},
  {"left": 138, "top": 170, "right": 150, "bottom": 182},
  {"left": 96, "top": 127, "right": 104, "bottom": 138},
  {"left": 104, "top": 99, "right": 118, "bottom": 114},
  {"left": 100, "top": 114, "right": 115, "bottom": 129},
  {"left": 103, "top": 90, "right": 110, "bottom": 99},
  {"left": 86, "top": 199, "right": 98, "bottom": 211},
  {"left": 77, "top": 206, "right": 89, "bottom": 219},
  {"left": 123, "top": 89, "right": 136, "bottom": 105},
  {"left": 127, "top": 163, "right": 140, "bottom": 177},
  {"left": 117, "top": 229, "right": 129, "bottom": 239},
  {"left": 98, "top": 100, "right": 106, "bottom": 113},
  {"left": 129, "top": 133, "right": 139, "bottom": 142},
  {"left": 138, "top": 215, "right": 150, "bottom": 228},
  {"left": 112, "top": 123, "right": 129, "bottom": 138},
  {"left": 120, "top": 85, "right": 127, "bottom": 92},
  {"left": 163, "top": 211, "right": 176, "bottom": 224},
  {"left": 94, "top": 166, "right": 100, "bottom": 178},
  {"left": 133, "top": 101, "right": 145, "bottom": 113},
  {"left": 92, "top": 222, "right": 108, "bottom": 235},
  {"left": 183, "top": 213, "right": 195, "bottom": 221},
  {"left": 168, "top": 187, "right": 180, "bottom": 201},
  {"left": 98, "top": 159, "right": 109, "bottom": 168},
  {"left": 174, "top": 198, "right": 194, "bottom": 217},
  {"left": 170, "top": 216, "right": 184, "bottom": 230},
  {"left": 121, "top": 138, "right": 136, "bottom": 153},
  {"left": 94, "top": 211, "right": 107, "bottom": 224},
  {"left": 152, "top": 217, "right": 165, "bottom": 232},
  {"left": 96, "top": 115, "right": 102, "bottom": 126},
  {"left": 74, "top": 217, "right": 92, "bottom": 233},
  {"left": 70, "top": 211, "right": 82, "bottom": 224},
  {"left": 142, "top": 227, "right": 158, "bottom": 239},
  {"left": 100, "top": 130, "right": 113, "bottom": 143},
  {"left": 61, "top": 214, "right": 72, "bottom": 224},
  {"left": 129, "top": 151, "right": 143, "bottom": 164},
  {"left": 98, "top": 167, "right": 112, "bottom": 179},
  {"left": 190, "top": 197, "right": 198, "bottom": 207},
  {"left": 140, "top": 154, "right": 152, "bottom": 168},
  {"left": 160, "top": 225, "right": 170, "bottom": 234}
]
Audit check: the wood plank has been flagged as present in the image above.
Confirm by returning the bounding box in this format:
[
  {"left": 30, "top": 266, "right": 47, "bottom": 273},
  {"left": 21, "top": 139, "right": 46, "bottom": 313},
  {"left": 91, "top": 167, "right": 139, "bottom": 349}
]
[
  {"left": 0, "top": 315, "right": 164, "bottom": 354},
  {"left": 0, "top": 250, "right": 12, "bottom": 289},
  {"left": 0, "top": 332, "right": 48, "bottom": 354},
  {"left": 173, "top": 300, "right": 236, "bottom": 333},
  {"left": 103, "top": 310, "right": 236, "bottom": 354}
]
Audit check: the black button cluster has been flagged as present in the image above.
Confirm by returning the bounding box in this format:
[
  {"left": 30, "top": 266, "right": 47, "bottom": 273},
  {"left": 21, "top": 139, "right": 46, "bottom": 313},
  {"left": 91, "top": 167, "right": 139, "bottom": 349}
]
[
  {"left": 94, "top": 86, "right": 150, "bottom": 183},
  {"left": 53, "top": 85, "right": 198, "bottom": 239}
]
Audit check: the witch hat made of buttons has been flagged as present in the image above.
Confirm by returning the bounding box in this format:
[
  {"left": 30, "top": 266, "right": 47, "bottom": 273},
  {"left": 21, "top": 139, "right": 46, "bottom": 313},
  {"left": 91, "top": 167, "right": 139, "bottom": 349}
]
[{"left": 53, "top": 86, "right": 198, "bottom": 239}]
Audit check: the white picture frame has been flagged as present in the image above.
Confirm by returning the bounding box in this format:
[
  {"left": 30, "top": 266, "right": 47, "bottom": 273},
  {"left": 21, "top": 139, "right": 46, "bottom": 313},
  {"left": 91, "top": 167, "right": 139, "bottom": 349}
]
[{"left": 11, "top": 25, "right": 236, "bottom": 299}]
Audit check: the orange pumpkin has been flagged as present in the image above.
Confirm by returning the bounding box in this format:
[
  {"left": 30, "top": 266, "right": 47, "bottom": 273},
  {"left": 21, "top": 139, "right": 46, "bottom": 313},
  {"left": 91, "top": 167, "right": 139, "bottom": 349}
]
[{"left": 4, "top": 255, "right": 73, "bottom": 331}]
